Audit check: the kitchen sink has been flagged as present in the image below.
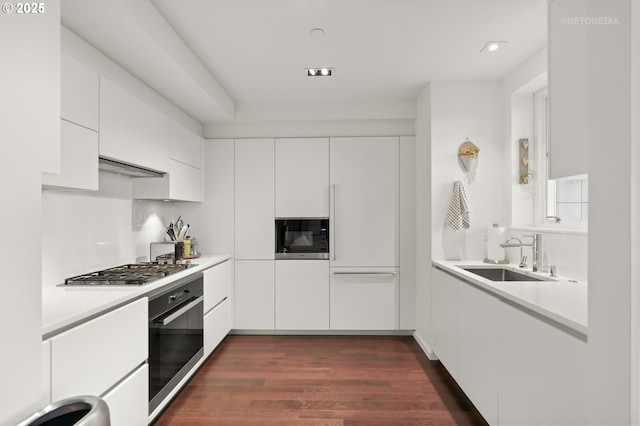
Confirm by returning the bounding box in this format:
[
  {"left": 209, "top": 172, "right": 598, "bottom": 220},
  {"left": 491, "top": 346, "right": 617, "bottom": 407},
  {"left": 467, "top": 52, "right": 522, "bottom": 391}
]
[{"left": 460, "top": 267, "right": 550, "bottom": 282}]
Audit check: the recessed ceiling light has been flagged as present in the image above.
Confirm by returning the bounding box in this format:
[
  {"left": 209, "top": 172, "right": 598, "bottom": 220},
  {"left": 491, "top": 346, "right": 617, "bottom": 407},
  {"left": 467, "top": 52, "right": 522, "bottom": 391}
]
[
  {"left": 306, "top": 67, "right": 334, "bottom": 77},
  {"left": 480, "top": 41, "right": 507, "bottom": 53},
  {"left": 310, "top": 28, "right": 325, "bottom": 37}
]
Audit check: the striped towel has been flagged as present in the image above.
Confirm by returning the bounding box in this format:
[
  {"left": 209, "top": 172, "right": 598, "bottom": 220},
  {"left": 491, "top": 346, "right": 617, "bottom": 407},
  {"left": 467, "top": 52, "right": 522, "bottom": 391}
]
[{"left": 446, "top": 180, "right": 470, "bottom": 231}]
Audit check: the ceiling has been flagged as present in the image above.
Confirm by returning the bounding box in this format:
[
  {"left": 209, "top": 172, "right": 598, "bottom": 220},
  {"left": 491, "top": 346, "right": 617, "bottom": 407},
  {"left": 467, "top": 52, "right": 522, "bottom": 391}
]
[{"left": 61, "top": 0, "right": 547, "bottom": 126}]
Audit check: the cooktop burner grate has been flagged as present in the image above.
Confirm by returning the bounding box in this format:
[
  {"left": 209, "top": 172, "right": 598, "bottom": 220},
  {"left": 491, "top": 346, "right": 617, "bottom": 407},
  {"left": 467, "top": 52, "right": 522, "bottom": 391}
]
[{"left": 64, "top": 263, "right": 191, "bottom": 285}]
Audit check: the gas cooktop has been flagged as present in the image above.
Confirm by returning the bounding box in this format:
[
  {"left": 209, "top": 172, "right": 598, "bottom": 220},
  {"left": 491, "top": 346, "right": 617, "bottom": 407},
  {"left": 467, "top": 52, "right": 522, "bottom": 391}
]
[{"left": 64, "top": 263, "right": 192, "bottom": 286}]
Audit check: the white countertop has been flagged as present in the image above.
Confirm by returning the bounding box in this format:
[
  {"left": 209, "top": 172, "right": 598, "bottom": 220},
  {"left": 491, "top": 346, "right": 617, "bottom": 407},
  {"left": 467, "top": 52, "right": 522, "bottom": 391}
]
[
  {"left": 42, "top": 254, "right": 231, "bottom": 338},
  {"left": 432, "top": 260, "right": 588, "bottom": 338}
]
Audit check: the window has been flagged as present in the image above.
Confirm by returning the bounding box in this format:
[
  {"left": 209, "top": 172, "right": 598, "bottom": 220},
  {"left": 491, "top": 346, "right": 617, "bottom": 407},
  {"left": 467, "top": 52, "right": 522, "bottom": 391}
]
[{"left": 534, "top": 87, "right": 588, "bottom": 227}]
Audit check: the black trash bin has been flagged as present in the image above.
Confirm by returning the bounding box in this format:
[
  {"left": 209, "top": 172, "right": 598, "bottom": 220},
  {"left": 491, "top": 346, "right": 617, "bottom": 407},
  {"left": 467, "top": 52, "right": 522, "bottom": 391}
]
[{"left": 18, "top": 395, "right": 110, "bottom": 426}]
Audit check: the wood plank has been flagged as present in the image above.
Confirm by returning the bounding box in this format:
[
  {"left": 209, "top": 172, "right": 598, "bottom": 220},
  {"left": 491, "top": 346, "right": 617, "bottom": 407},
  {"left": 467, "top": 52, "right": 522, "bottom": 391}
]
[{"left": 153, "top": 336, "right": 487, "bottom": 425}]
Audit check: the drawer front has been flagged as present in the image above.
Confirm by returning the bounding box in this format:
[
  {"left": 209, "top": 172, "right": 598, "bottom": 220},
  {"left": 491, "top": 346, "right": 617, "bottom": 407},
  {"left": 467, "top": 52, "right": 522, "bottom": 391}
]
[
  {"left": 204, "top": 299, "right": 231, "bottom": 357},
  {"left": 102, "top": 364, "right": 148, "bottom": 426},
  {"left": 204, "top": 260, "right": 231, "bottom": 313},
  {"left": 51, "top": 298, "right": 148, "bottom": 401}
]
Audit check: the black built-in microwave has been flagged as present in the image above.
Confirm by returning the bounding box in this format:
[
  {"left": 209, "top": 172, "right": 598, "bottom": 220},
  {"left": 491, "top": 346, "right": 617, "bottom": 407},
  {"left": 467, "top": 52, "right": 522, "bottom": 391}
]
[{"left": 275, "top": 218, "right": 329, "bottom": 259}]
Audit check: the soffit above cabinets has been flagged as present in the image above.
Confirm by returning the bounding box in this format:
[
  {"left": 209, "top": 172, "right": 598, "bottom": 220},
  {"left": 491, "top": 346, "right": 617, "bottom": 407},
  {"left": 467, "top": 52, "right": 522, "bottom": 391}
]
[{"left": 61, "top": 0, "right": 546, "bottom": 126}]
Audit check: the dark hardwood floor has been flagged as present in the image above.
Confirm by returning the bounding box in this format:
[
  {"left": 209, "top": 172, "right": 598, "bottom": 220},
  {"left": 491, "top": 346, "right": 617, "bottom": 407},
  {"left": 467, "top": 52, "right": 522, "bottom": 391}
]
[{"left": 153, "top": 335, "right": 488, "bottom": 426}]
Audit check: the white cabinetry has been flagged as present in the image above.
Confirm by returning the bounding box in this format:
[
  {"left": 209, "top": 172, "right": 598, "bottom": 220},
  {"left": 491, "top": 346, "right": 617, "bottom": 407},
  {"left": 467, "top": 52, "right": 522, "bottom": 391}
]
[
  {"left": 329, "top": 269, "right": 399, "bottom": 330},
  {"left": 133, "top": 121, "right": 203, "bottom": 202},
  {"left": 42, "top": 121, "right": 99, "bottom": 190},
  {"left": 60, "top": 52, "right": 99, "bottom": 131},
  {"left": 329, "top": 137, "right": 399, "bottom": 268},
  {"left": 204, "top": 260, "right": 232, "bottom": 357},
  {"left": 548, "top": 0, "right": 588, "bottom": 179},
  {"left": 235, "top": 139, "right": 275, "bottom": 260},
  {"left": 102, "top": 364, "right": 148, "bottom": 426},
  {"left": 275, "top": 138, "right": 329, "bottom": 217},
  {"left": 275, "top": 260, "right": 329, "bottom": 330},
  {"left": 234, "top": 260, "right": 274, "bottom": 329},
  {"left": 497, "top": 301, "right": 588, "bottom": 425},
  {"left": 457, "top": 282, "right": 498, "bottom": 426},
  {"left": 99, "top": 77, "right": 170, "bottom": 173},
  {"left": 43, "top": 53, "right": 99, "bottom": 190},
  {"left": 431, "top": 267, "right": 458, "bottom": 377},
  {"left": 48, "top": 298, "right": 147, "bottom": 425}
]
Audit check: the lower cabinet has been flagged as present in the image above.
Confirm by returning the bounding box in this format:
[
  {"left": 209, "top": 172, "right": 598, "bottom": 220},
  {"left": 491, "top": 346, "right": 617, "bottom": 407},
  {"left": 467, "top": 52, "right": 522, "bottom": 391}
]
[
  {"left": 102, "top": 364, "right": 148, "bottom": 426},
  {"left": 497, "top": 302, "right": 588, "bottom": 425},
  {"left": 431, "top": 266, "right": 588, "bottom": 426},
  {"left": 457, "top": 281, "right": 498, "bottom": 426},
  {"left": 46, "top": 298, "right": 148, "bottom": 425},
  {"left": 275, "top": 260, "right": 329, "bottom": 330},
  {"left": 329, "top": 268, "right": 399, "bottom": 330},
  {"left": 204, "top": 299, "right": 231, "bottom": 357},
  {"left": 431, "top": 268, "right": 458, "bottom": 377},
  {"left": 234, "top": 260, "right": 275, "bottom": 329}
]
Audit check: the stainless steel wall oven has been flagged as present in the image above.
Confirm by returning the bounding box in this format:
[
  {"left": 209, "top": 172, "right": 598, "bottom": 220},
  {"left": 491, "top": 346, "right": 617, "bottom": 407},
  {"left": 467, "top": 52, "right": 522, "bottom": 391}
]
[{"left": 148, "top": 273, "right": 203, "bottom": 413}]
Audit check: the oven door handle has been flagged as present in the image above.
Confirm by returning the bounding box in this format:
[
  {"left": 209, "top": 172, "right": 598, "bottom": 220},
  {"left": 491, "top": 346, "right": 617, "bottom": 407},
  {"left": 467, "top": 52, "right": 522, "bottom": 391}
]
[{"left": 154, "top": 295, "right": 204, "bottom": 327}]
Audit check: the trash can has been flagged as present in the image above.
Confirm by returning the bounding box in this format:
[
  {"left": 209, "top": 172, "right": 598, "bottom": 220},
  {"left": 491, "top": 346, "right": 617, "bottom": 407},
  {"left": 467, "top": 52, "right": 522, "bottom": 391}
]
[{"left": 17, "top": 395, "right": 110, "bottom": 426}]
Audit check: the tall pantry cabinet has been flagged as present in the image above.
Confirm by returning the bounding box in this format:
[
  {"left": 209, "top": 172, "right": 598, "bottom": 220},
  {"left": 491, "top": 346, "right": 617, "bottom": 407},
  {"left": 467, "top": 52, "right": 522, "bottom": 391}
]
[
  {"left": 329, "top": 137, "right": 400, "bottom": 330},
  {"left": 234, "top": 139, "right": 275, "bottom": 329}
]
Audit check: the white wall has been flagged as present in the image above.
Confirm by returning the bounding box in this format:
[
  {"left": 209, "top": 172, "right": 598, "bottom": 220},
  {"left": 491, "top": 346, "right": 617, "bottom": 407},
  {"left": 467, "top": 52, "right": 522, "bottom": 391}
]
[
  {"left": 42, "top": 173, "right": 176, "bottom": 286},
  {"left": 413, "top": 84, "right": 434, "bottom": 357},
  {"left": 0, "top": 3, "right": 59, "bottom": 424},
  {"left": 586, "top": 0, "right": 633, "bottom": 423},
  {"left": 430, "top": 81, "right": 505, "bottom": 261},
  {"left": 632, "top": 1, "right": 640, "bottom": 422}
]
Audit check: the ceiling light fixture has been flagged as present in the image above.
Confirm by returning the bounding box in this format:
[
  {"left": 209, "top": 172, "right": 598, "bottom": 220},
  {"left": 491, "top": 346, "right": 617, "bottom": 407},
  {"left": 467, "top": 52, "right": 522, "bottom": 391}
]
[
  {"left": 480, "top": 41, "right": 507, "bottom": 53},
  {"left": 306, "top": 67, "right": 334, "bottom": 77}
]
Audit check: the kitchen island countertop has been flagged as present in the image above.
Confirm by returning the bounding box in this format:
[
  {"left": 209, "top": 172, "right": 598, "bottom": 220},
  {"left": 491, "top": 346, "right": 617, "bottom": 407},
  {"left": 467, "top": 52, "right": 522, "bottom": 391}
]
[
  {"left": 42, "top": 254, "right": 231, "bottom": 338},
  {"left": 433, "top": 260, "right": 587, "bottom": 340}
]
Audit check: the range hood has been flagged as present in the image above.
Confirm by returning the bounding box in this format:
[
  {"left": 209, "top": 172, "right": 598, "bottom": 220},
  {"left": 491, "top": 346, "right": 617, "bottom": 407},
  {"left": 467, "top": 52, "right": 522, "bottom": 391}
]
[{"left": 98, "top": 157, "right": 165, "bottom": 178}]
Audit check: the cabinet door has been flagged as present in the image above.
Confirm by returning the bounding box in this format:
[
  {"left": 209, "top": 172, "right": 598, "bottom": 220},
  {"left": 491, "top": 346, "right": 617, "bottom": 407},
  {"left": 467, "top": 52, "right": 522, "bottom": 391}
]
[
  {"left": 458, "top": 282, "right": 498, "bottom": 426},
  {"left": 100, "top": 77, "right": 170, "bottom": 173},
  {"left": 204, "top": 299, "right": 231, "bottom": 357},
  {"left": 234, "top": 260, "right": 274, "bottom": 329},
  {"left": 548, "top": 0, "right": 588, "bottom": 179},
  {"left": 431, "top": 267, "right": 458, "bottom": 378},
  {"left": 329, "top": 268, "right": 398, "bottom": 330},
  {"left": 61, "top": 52, "right": 99, "bottom": 131},
  {"left": 275, "top": 138, "right": 329, "bottom": 217},
  {"left": 330, "top": 137, "right": 399, "bottom": 267},
  {"left": 235, "top": 139, "right": 275, "bottom": 260},
  {"left": 170, "top": 121, "right": 202, "bottom": 168},
  {"left": 204, "top": 260, "right": 231, "bottom": 313},
  {"left": 497, "top": 301, "right": 589, "bottom": 425},
  {"left": 50, "top": 298, "right": 148, "bottom": 401},
  {"left": 102, "top": 364, "right": 148, "bottom": 426},
  {"left": 42, "top": 120, "right": 99, "bottom": 190},
  {"left": 275, "top": 260, "right": 329, "bottom": 330}
]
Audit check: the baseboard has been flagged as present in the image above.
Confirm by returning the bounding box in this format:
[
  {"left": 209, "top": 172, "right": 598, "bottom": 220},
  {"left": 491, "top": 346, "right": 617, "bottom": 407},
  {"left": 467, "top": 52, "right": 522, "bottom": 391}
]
[
  {"left": 413, "top": 330, "right": 438, "bottom": 360},
  {"left": 229, "top": 329, "right": 414, "bottom": 336}
]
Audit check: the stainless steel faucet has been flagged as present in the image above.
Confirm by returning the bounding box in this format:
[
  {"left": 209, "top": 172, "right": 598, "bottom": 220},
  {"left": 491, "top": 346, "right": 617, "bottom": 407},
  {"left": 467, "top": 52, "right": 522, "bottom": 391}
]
[
  {"left": 523, "top": 233, "right": 542, "bottom": 272},
  {"left": 499, "top": 233, "right": 542, "bottom": 270}
]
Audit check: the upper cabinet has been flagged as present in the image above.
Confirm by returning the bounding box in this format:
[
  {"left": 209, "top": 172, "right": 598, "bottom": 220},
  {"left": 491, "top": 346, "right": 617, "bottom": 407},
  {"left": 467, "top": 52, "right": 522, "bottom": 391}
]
[
  {"left": 329, "top": 137, "right": 399, "bottom": 268},
  {"left": 99, "top": 77, "right": 170, "bottom": 173},
  {"left": 133, "top": 121, "right": 203, "bottom": 202},
  {"left": 42, "top": 52, "right": 99, "bottom": 190},
  {"left": 548, "top": 0, "right": 588, "bottom": 179},
  {"left": 60, "top": 53, "right": 99, "bottom": 131},
  {"left": 275, "top": 138, "right": 330, "bottom": 218},
  {"left": 235, "top": 138, "right": 275, "bottom": 260}
]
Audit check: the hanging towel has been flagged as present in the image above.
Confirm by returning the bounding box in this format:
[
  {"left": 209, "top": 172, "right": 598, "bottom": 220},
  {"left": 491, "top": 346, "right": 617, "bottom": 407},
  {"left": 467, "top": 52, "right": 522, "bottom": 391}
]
[{"left": 446, "top": 180, "right": 471, "bottom": 231}]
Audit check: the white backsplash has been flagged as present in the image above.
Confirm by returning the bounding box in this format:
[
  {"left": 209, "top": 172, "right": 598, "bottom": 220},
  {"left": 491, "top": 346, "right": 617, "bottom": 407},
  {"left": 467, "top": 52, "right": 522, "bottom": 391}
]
[
  {"left": 505, "top": 229, "right": 588, "bottom": 282},
  {"left": 42, "top": 172, "right": 176, "bottom": 287}
]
